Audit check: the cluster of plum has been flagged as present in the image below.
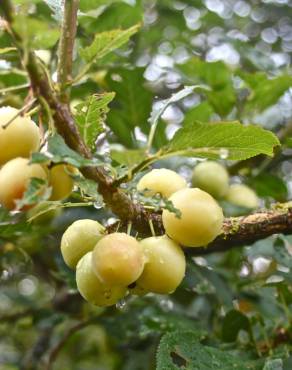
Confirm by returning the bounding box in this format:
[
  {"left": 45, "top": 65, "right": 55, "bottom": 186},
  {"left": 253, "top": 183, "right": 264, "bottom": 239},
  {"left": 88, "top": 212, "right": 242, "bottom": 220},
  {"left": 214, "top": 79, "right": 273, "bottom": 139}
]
[
  {"left": 61, "top": 220, "right": 186, "bottom": 306},
  {"left": 192, "top": 161, "right": 259, "bottom": 209},
  {"left": 0, "top": 106, "right": 75, "bottom": 210},
  {"left": 61, "top": 164, "right": 240, "bottom": 307}
]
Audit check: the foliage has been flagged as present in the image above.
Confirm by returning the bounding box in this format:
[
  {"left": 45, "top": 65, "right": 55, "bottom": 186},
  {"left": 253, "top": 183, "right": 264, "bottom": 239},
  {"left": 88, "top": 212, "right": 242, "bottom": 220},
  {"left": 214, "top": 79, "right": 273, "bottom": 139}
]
[{"left": 0, "top": 0, "right": 292, "bottom": 369}]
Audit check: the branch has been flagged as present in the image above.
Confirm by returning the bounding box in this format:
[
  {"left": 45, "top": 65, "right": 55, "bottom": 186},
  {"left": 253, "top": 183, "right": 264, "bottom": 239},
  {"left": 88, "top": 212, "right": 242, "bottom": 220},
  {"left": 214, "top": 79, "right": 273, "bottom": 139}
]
[
  {"left": 108, "top": 203, "right": 292, "bottom": 255},
  {"left": 57, "top": 0, "right": 79, "bottom": 101},
  {"left": 191, "top": 204, "right": 292, "bottom": 255}
]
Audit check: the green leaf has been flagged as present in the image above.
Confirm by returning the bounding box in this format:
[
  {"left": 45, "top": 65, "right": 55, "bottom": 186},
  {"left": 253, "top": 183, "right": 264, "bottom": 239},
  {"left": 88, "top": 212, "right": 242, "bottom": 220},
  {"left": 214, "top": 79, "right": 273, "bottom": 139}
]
[
  {"left": 222, "top": 310, "right": 250, "bottom": 343},
  {"left": 156, "top": 331, "right": 260, "bottom": 370},
  {"left": 80, "top": 25, "right": 140, "bottom": 62},
  {"left": 183, "top": 102, "right": 214, "bottom": 125},
  {"left": 147, "top": 85, "right": 208, "bottom": 149},
  {"left": 163, "top": 121, "right": 280, "bottom": 161},
  {"left": 178, "top": 58, "right": 236, "bottom": 116},
  {"left": 43, "top": 0, "right": 63, "bottom": 21},
  {"left": 31, "top": 134, "right": 102, "bottom": 167},
  {"left": 248, "top": 173, "right": 288, "bottom": 202},
  {"left": 75, "top": 92, "right": 115, "bottom": 151},
  {"left": 106, "top": 68, "right": 153, "bottom": 147},
  {"left": 111, "top": 148, "right": 146, "bottom": 167},
  {"left": 79, "top": 2, "right": 142, "bottom": 33},
  {"left": 239, "top": 71, "right": 292, "bottom": 112},
  {"left": 15, "top": 178, "right": 50, "bottom": 210},
  {"left": 72, "top": 174, "right": 103, "bottom": 202},
  {"left": 14, "top": 16, "right": 59, "bottom": 48}
]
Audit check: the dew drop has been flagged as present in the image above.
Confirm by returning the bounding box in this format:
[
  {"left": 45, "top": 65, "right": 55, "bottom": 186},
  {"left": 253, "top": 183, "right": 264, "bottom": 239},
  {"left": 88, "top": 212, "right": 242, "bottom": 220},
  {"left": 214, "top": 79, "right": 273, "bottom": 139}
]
[{"left": 93, "top": 201, "right": 103, "bottom": 209}]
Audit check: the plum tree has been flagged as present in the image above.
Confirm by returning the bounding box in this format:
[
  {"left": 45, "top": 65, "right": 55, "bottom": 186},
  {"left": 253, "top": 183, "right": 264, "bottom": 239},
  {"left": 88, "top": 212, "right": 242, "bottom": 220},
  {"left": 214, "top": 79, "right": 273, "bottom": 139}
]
[
  {"left": 137, "top": 168, "right": 187, "bottom": 198},
  {"left": 76, "top": 252, "right": 126, "bottom": 306},
  {"left": 225, "top": 184, "right": 259, "bottom": 209},
  {"left": 0, "top": 157, "right": 47, "bottom": 210},
  {"left": 192, "top": 161, "right": 229, "bottom": 199},
  {"left": 92, "top": 233, "right": 145, "bottom": 286},
  {"left": 162, "top": 188, "right": 223, "bottom": 247},
  {"left": 0, "top": 106, "right": 40, "bottom": 166},
  {"left": 61, "top": 219, "right": 105, "bottom": 269},
  {"left": 49, "top": 164, "right": 76, "bottom": 201},
  {"left": 135, "top": 235, "right": 186, "bottom": 294}
]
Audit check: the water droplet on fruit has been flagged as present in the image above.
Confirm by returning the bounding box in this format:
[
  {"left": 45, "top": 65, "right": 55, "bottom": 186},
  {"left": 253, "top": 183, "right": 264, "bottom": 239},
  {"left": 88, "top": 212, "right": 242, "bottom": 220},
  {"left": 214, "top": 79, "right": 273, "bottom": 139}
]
[{"left": 219, "top": 148, "right": 229, "bottom": 159}]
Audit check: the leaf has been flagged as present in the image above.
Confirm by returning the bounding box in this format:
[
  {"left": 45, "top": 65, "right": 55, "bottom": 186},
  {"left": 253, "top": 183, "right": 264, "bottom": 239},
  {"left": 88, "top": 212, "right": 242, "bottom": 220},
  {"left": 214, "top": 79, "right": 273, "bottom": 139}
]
[
  {"left": 16, "top": 178, "right": 51, "bottom": 210},
  {"left": 106, "top": 68, "right": 153, "bottom": 147},
  {"left": 149, "top": 85, "right": 208, "bottom": 130},
  {"left": 80, "top": 25, "right": 140, "bottom": 62},
  {"left": 147, "top": 85, "right": 209, "bottom": 149},
  {"left": 183, "top": 102, "right": 214, "bottom": 125},
  {"left": 248, "top": 173, "right": 288, "bottom": 202},
  {"left": 222, "top": 310, "right": 250, "bottom": 343},
  {"left": 72, "top": 174, "right": 103, "bottom": 201},
  {"left": 178, "top": 58, "right": 236, "bottom": 116},
  {"left": 239, "top": 71, "right": 292, "bottom": 112},
  {"left": 111, "top": 148, "right": 146, "bottom": 167},
  {"left": 79, "top": 2, "right": 143, "bottom": 33},
  {"left": 163, "top": 121, "right": 280, "bottom": 161},
  {"left": 31, "top": 134, "right": 103, "bottom": 167},
  {"left": 43, "top": 0, "right": 63, "bottom": 21},
  {"left": 75, "top": 93, "right": 115, "bottom": 151},
  {"left": 14, "top": 16, "right": 59, "bottom": 48},
  {"left": 156, "top": 331, "right": 261, "bottom": 370}
]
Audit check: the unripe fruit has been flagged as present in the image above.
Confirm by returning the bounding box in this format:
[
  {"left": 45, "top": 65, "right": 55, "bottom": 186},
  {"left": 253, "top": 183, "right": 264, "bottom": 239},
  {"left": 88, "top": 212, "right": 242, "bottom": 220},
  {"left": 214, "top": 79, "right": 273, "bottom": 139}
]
[
  {"left": 49, "top": 164, "right": 76, "bottom": 201},
  {"left": 162, "top": 188, "right": 223, "bottom": 247},
  {"left": 61, "top": 219, "right": 105, "bottom": 269},
  {"left": 92, "top": 233, "right": 145, "bottom": 286},
  {"left": 192, "top": 161, "right": 229, "bottom": 199},
  {"left": 0, "top": 106, "right": 40, "bottom": 166},
  {"left": 136, "top": 235, "right": 186, "bottom": 294},
  {"left": 76, "top": 252, "right": 126, "bottom": 306},
  {"left": 225, "top": 184, "right": 259, "bottom": 209},
  {"left": 137, "top": 168, "right": 187, "bottom": 198},
  {"left": 0, "top": 158, "right": 47, "bottom": 210}
]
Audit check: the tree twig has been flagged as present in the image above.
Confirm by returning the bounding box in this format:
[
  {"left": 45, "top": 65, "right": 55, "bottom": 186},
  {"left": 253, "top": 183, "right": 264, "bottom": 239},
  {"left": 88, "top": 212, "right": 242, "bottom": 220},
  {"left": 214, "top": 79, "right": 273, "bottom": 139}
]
[
  {"left": 44, "top": 316, "right": 100, "bottom": 370},
  {"left": 57, "top": 0, "right": 79, "bottom": 102}
]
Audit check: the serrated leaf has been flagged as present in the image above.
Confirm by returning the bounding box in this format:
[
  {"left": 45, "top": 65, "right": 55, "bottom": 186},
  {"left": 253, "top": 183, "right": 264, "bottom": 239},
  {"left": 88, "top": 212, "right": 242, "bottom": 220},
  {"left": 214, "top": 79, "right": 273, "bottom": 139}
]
[
  {"left": 75, "top": 93, "right": 115, "bottom": 151},
  {"left": 80, "top": 25, "right": 140, "bottom": 62},
  {"left": 163, "top": 121, "right": 280, "bottom": 161},
  {"left": 16, "top": 178, "right": 50, "bottom": 210},
  {"left": 156, "top": 331, "right": 261, "bottom": 370},
  {"left": 31, "top": 134, "right": 103, "bottom": 168}
]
